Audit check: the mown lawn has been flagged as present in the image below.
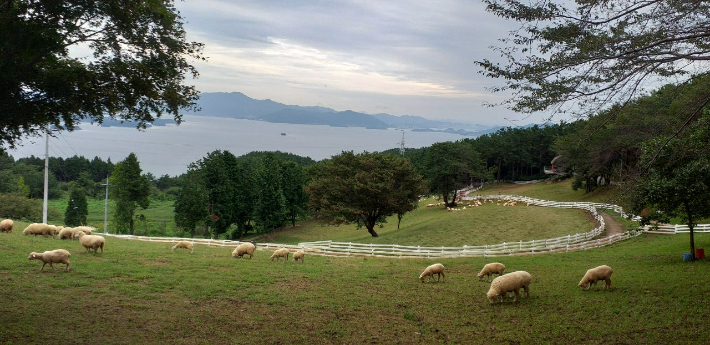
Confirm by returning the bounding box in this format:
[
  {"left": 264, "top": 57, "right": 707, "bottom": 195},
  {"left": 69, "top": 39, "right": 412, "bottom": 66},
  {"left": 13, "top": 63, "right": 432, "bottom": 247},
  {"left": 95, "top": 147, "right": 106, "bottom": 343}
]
[{"left": 1, "top": 221, "right": 709, "bottom": 344}]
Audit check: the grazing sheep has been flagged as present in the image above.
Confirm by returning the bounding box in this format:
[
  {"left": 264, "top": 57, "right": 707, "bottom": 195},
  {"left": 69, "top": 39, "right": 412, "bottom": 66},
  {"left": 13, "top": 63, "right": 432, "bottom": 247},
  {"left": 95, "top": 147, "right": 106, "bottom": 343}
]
[
  {"left": 172, "top": 241, "right": 194, "bottom": 253},
  {"left": 477, "top": 262, "right": 506, "bottom": 282},
  {"left": 23, "top": 223, "right": 51, "bottom": 237},
  {"left": 293, "top": 250, "right": 305, "bottom": 264},
  {"left": 73, "top": 226, "right": 95, "bottom": 235},
  {"left": 58, "top": 227, "right": 78, "bottom": 240},
  {"left": 47, "top": 225, "right": 63, "bottom": 237},
  {"left": 232, "top": 242, "right": 256, "bottom": 259},
  {"left": 28, "top": 249, "right": 71, "bottom": 272},
  {"left": 487, "top": 271, "right": 532, "bottom": 304},
  {"left": 0, "top": 219, "right": 14, "bottom": 233},
  {"left": 270, "top": 248, "right": 290, "bottom": 262},
  {"left": 75, "top": 231, "right": 105, "bottom": 254},
  {"left": 579, "top": 265, "right": 613, "bottom": 290},
  {"left": 419, "top": 263, "right": 446, "bottom": 283}
]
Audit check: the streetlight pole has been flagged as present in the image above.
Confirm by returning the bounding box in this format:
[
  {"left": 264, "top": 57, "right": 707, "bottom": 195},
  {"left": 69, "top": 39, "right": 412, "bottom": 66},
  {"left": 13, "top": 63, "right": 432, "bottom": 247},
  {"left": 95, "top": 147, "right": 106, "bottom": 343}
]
[
  {"left": 102, "top": 174, "right": 109, "bottom": 234},
  {"left": 42, "top": 129, "right": 49, "bottom": 224}
]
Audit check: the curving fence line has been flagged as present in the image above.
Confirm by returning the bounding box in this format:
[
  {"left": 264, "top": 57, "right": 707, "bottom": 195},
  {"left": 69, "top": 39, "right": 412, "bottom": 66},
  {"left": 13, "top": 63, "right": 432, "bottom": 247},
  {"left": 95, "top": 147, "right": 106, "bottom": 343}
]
[{"left": 105, "top": 194, "right": 694, "bottom": 258}]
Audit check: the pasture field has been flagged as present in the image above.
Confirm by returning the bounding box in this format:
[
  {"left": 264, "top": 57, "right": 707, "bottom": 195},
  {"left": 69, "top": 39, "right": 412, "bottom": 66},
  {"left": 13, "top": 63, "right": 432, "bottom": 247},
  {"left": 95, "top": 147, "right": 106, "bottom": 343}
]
[{"left": 1, "top": 221, "right": 709, "bottom": 344}]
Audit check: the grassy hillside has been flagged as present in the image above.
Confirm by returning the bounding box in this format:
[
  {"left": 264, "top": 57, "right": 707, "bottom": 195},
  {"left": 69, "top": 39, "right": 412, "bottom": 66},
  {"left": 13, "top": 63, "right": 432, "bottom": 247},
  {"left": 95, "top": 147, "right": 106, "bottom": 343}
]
[{"left": 1, "top": 221, "right": 708, "bottom": 344}]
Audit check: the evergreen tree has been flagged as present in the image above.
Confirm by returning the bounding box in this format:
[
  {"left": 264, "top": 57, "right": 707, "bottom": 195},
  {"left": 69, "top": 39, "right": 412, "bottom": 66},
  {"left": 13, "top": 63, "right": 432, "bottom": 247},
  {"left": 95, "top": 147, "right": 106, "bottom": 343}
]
[
  {"left": 111, "top": 153, "right": 150, "bottom": 235},
  {"left": 65, "top": 188, "right": 88, "bottom": 227},
  {"left": 254, "top": 153, "right": 286, "bottom": 232}
]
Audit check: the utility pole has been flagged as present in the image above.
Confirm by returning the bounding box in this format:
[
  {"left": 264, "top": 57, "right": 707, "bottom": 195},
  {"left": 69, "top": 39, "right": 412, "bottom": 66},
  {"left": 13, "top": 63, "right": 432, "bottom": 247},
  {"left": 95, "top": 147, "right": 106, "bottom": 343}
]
[
  {"left": 42, "top": 129, "right": 49, "bottom": 224},
  {"left": 399, "top": 130, "right": 406, "bottom": 156},
  {"left": 102, "top": 174, "right": 109, "bottom": 234}
]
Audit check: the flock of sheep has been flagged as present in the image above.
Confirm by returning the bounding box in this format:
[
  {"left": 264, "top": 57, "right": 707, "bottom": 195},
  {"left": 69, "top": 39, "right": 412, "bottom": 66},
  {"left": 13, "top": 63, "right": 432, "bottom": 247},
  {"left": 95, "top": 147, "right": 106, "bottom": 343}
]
[
  {"left": 6, "top": 217, "right": 614, "bottom": 305},
  {"left": 426, "top": 197, "right": 527, "bottom": 212},
  {"left": 419, "top": 262, "right": 614, "bottom": 304}
]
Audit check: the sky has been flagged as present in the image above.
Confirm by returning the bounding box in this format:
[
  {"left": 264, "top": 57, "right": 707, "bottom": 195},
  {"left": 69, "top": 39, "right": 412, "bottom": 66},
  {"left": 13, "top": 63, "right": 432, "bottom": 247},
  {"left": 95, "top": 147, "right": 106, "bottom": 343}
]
[{"left": 173, "top": 0, "right": 558, "bottom": 126}]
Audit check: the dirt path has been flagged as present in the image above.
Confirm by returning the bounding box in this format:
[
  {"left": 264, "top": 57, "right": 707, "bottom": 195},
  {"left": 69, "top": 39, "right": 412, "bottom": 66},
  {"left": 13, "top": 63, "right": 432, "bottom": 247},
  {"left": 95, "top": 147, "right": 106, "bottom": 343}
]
[{"left": 601, "top": 212, "right": 626, "bottom": 237}]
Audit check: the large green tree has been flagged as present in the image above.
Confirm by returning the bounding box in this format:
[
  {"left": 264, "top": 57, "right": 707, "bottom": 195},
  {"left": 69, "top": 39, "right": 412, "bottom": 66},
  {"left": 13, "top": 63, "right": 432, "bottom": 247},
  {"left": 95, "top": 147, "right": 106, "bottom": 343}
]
[
  {"left": 111, "top": 153, "right": 149, "bottom": 235},
  {"left": 0, "top": 0, "right": 203, "bottom": 149},
  {"left": 173, "top": 165, "right": 208, "bottom": 238},
  {"left": 280, "top": 160, "right": 309, "bottom": 228},
  {"left": 632, "top": 112, "right": 710, "bottom": 261},
  {"left": 307, "top": 151, "right": 427, "bottom": 237},
  {"left": 254, "top": 153, "right": 286, "bottom": 232},
  {"left": 425, "top": 142, "right": 485, "bottom": 207},
  {"left": 64, "top": 187, "right": 88, "bottom": 227}
]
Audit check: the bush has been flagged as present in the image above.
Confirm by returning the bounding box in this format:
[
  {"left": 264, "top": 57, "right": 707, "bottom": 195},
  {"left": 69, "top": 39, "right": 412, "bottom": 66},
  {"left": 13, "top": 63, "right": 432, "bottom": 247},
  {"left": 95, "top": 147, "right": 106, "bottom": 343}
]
[{"left": 0, "top": 194, "right": 62, "bottom": 222}]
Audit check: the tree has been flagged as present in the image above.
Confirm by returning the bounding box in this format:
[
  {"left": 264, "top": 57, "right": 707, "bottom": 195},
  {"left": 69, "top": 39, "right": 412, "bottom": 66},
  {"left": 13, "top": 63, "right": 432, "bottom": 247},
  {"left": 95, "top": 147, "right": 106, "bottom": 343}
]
[
  {"left": 478, "top": 0, "right": 710, "bottom": 122},
  {"left": 111, "top": 153, "right": 149, "bottom": 235},
  {"left": 281, "top": 161, "right": 309, "bottom": 228},
  {"left": 65, "top": 188, "right": 88, "bottom": 227},
  {"left": 306, "top": 151, "right": 427, "bottom": 237},
  {"left": 632, "top": 112, "right": 710, "bottom": 261},
  {"left": 254, "top": 153, "right": 286, "bottom": 232},
  {"left": 0, "top": 0, "right": 203, "bottom": 149},
  {"left": 174, "top": 165, "right": 208, "bottom": 238},
  {"left": 425, "top": 142, "right": 485, "bottom": 207}
]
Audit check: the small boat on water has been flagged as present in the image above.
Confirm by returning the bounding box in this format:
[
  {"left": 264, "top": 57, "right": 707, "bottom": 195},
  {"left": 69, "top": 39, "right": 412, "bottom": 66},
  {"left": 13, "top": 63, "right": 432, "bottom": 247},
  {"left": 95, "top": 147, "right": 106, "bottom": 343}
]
[{"left": 281, "top": 133, "right": 287, "bottom": 136}]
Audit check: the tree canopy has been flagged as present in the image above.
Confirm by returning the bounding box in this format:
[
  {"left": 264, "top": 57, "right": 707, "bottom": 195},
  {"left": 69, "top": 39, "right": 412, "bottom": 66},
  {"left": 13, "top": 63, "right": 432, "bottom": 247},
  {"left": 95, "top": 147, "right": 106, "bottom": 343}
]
[
  {"left": 111, "top": 153, "right": 150, "bottom": 235},
  {"left": 0, "top": 0, "right": 203, "bottom": 149},
  {"left": 306, "top": 151, "right": 427, "bottom": 237},
  {"left": 425, "top": 141, "right": 485, "bottom": 207},
  {"left": 478, "top": 0, "right": 710, "bottom": 119}
]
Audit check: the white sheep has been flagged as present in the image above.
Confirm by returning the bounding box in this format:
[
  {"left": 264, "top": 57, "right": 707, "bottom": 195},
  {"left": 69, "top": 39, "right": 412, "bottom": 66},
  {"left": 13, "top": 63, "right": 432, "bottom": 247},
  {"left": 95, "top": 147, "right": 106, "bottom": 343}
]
[
  {"left": 22, "top": 223, "right": 53, "bottom": 237},
  {"left": 75, "top": 231, "right": 105, "bottom": 254},
  {"left": 487, "top": 271, "right": 531, "bottom": 304},
  {"left": 1, "top": 219, "right": 14, "bottom": 233},
  {"left": 419, "top": 263, "right": 446, "bottom": 283},
  {"left": 232, "top": 242, "right": 256, "bottom": 259},
  {"left": 293, "top": 250, "right": 305, "bottom": 264},
  {"left": 477, "top": 262, "right": 505, "bottom": 282},
  {"left": 172, "top": 241, "right": 194, "bottom": 253},
  {"left": 58, "top": 227, "right": 78, "bottom": 240},
  {"left": 28, "top": 249, "right": 71, "bottom": 272},
  {"left": 73, "top": 226, "right": 95, "bottom": 235},
  {"left": 579, "top": 265, "right": 613, "bottom": 290},
  {"left": 270, "top": 248, "right": 290, "bottom": 262}
]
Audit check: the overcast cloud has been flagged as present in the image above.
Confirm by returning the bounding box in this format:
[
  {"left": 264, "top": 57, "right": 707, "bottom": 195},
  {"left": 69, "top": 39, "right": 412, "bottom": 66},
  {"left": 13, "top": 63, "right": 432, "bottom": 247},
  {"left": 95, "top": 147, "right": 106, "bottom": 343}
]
[{"left": 174, "top": 0, "right": 560, "bottom": 126}]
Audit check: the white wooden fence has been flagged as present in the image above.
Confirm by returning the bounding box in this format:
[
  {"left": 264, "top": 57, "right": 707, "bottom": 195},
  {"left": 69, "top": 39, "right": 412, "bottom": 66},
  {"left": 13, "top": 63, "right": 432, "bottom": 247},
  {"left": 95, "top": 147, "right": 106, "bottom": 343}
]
[{"left": 101, "top": 194, "right": 708, "bottom": 258}]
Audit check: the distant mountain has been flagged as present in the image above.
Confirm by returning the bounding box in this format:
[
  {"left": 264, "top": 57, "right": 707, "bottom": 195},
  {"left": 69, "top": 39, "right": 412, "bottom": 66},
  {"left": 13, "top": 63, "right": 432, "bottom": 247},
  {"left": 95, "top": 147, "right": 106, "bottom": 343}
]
[{"left": 191, "top": 92, "right": 495, "bottom": 133}]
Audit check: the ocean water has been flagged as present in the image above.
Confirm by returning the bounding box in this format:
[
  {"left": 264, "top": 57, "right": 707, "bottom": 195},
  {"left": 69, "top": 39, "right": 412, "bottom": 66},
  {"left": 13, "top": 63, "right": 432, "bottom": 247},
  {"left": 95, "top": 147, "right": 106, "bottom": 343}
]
[{"left": 9, "top": 115, "right": 469, "bottom": 176}]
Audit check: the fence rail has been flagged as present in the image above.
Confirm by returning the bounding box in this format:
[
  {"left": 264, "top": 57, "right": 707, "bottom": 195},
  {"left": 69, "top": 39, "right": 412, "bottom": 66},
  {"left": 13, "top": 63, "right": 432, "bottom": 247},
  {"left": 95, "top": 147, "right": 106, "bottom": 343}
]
[{"left": 102, "top": 194, "right": 708, "bottom": 258}]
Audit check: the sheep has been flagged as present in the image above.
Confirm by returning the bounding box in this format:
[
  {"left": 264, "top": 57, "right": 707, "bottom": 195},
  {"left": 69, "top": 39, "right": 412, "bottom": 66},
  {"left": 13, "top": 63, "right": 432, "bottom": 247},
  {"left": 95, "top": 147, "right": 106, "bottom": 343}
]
[
  {"left": 232, "top": 242, "right": 256, "bottom": 259},
  {"left": 477, "top": 262, "right": 505, "bottom": 282},
  {"left": 419, "top": 263, "right": 446, "bottom": 283},
  {"left": 293, "top": 250, "right": 305, "bottom": 264},
  {"left": 487, "top": 271, "right": 532, "bottom": 304},
  {"left": 0, "top": 219, "right": 14, "bottom": 233},
  {"left": 75, "top": 231, "right": 105, "bottom": 254},
  {"left": 172, "top": 241, "right": 194, "bottom": 253},
  {"left": 47, "top": 225, "right": 63, "bottom": 237},
  {"left": 58, "top": 227, "right": 78, "bottom": 240},
  {"left": 270, "top": 248, "right": 290, "bottom": 262},
  {"left": 28, "top": 249, "right": 71, "bottom": 272},
  {"left": 23, "top": 223, "right": 51, "bottom": 237},
  {"left": 73, "top": 226, "right": 95, "bottom": 235},
  {"left": 579, "top": 265, "right": 613, "bottom": 290}
]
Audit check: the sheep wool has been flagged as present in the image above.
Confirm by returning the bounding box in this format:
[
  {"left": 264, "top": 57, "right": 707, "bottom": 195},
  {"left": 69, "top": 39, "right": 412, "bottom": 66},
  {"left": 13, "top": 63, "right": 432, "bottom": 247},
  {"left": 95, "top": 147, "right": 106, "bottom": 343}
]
[
  {"left": 419, "top": 263, "right": 446, "bottom": 283},
  {"left": 172, "top": 241, "right": 194, "bottom": 253},
  {"left": 477, "top": 262, "right": 505, "bottom": 281},
  {"left": 73, "top": 226, "right": 95, "bottom": 235},
  {"left": 232, "top": 242, "right": 256, "bottom": 259},
  {"left": 487, "top": 271, "right": 531, "bottom": 304},
  {"left": 293, "top": 250, "right": 305, "bottom": 264},
  {"left": 270, "top": 248, "right": 290, "bottom": 262},
  {"left": 579, "top": 265, "right": 613, "bottom": 290},
  {"left": 23, "top": 223, "right": 52, "bottom": 237},
  {"left": 75, "top": 231, "right": 105, "bottom": 254},
  {"left": 58, "top": 227, "right": 78, "bottom": 240},
  {"left": 0, "top": 219, "right": 13, "bottom": 233},
  {"left": 28, "top": 249, "right": 71, "bottom": 272}
]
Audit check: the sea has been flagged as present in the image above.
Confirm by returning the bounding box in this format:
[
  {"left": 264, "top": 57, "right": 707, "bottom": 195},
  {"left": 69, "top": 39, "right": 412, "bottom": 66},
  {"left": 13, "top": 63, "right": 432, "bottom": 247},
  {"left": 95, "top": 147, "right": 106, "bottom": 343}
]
[{"left": 9, "top": 115, "right": 472, "bottom": 177}]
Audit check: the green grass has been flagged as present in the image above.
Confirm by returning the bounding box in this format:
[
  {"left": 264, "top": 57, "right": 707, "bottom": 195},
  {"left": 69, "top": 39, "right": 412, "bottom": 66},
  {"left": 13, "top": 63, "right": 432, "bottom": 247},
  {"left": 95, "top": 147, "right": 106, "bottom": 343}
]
[{"left": 2, "top": 220, "right": 709, "bottom": 344}]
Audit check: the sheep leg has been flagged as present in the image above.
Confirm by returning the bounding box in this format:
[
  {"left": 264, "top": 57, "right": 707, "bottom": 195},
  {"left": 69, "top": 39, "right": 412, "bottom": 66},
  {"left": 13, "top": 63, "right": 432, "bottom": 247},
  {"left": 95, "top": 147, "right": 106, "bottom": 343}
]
[
  {"left": 604, "top": 278, "right": 611, "bottom": 289},
  {"left": 64, "top": 262, "right": 70, "bottom": 272},
  {"left": 40, "top": 262, "right": 47, "bottom": 271},
  {"left": 440, "top": 271, "right": 445, "bottom": 283},
  {"left": 513, "top": 289, "right": 520, "bottom": 302},
  {"left": 523, "top": 285, "right": 529, "bottom": 297}
]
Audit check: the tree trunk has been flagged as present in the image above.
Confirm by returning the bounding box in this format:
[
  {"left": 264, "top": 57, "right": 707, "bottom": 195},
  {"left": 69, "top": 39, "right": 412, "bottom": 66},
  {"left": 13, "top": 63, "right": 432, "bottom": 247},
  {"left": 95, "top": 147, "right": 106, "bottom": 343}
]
[
  {"left": 367, "top": 226, "right": 379, "bottom": 237},
  {"left": 129, "top": 217, "right": 134, "bottom": 235},
  {"left": 686, "top": 203, "right": 696, "bottom": 261}
]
